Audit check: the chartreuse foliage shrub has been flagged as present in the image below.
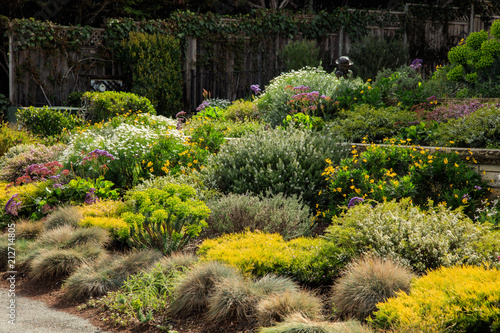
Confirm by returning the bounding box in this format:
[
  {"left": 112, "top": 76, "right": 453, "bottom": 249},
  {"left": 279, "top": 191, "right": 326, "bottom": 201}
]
[
  {"left": 206, "top": 127, "right": 349, "bottom": 211},
  {"left": 77, "top": 199, "right": 129, "bottom": 240},
  {"left": 81, "top": 91, "right": 155, "bottom": 123},
  {"left": 224, "top": 99, "right": 260, "bottom": 121},
  {"left": 198, "top": 230, "right": 345, "bottom": 286},
  {"left": 0, "top": 122, "right": 38, "bottom": 158},
  {"left": 447, "top": 21, "right": 500, "bottom": 84},
  {"left": 122, "top": 183, "right": 210, "bottom": 255},
  {"left": 122, "top": 32, "right": 182, "bottom": 117},
  {"left": 330, "top": 104, "right": 415, "bottom": 143},
  {"left": 206, "top": 192, "right": 313, "bottom": 240},
  {"left": 325, "top": 199, "right": 500, "bottom": 274},
  {"left": 16, "top": 106, "right": 84, "bottom": 138},
  {"left": 322, "top": 143, "right": 488, "bottom": 217},
  {"left": 434, "top": 103, "right": 500, "bottom": 148},
  {"left": 370, "top": 265, "right": 500, "bottom": 333},
  {"left": 0, "top": 181, "right": 44, "bottom": 224}
]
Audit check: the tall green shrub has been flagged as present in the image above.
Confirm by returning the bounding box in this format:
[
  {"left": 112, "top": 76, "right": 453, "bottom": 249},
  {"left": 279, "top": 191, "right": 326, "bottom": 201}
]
[
  {"left": 279, "top": 40, "right": 321, "bottom": 71},
  {"left": 123, "top": 32, "right": 183, "bottom": 117}
]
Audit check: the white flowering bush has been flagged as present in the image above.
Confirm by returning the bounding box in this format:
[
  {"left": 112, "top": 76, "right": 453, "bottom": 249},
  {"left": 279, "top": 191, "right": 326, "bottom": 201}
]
[
  {"left": 59, "top": 114, "right": 189, "bottom": 189},
  {"left": 204, "top": 127, "right": 349, "bottom": 211},
  {"left": 255, "top": 67, "right": 367, "bottom": 127},
  {"left": 325, "top": 198, "right": 500, "bottom": 273}
]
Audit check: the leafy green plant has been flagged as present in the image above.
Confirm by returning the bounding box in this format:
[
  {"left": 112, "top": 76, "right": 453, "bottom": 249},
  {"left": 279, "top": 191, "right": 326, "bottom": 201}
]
[
  {"left": 225, "top": 99, "right": 260, "bottom": 121},
  {"left": 16, "top": 106, "right": 84, "bottom": 138},
  {"left": 330, "top": 255, "right": 414, "bottom": 321},
  {"left": 370, "top": 265, "right": 500, "bottom": 333},
  {"left": 81, "top": 91, "right": 155, "bottom": 123},
  {"left": 122, "top": 32, "right": 182, "bottom": 117},
  {"left": 282, "top": 112, "right": 324, "bottom": 131},
  {"left": 330, "top": 104, "right": 415, "bottom": 143},
  {"left": 122, "top": 183, "right": 210, "bottom": 255},
  {"left": 205, "top": 127, "right": 349, "bottom": 212},
  {"left": 325, "top": 199, "right": 500, "bottom": 274},
  {"left": 206, "top": 192, "right": 313, "bottom": 240},
  {"left": 198, "top": 231, "right": 345, "bottom": 286},
  {"left": 433, "top": 103, "right": 500, "bottom": 148},
  {"left": 374, "top": 65, "right": 427, "bottom": 106},
  {"left": 279, "top": 39, "right": 321, "bottom": 71}
]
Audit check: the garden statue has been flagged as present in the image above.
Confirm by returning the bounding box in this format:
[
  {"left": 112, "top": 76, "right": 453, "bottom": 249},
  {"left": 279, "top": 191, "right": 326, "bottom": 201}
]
[{"left": 335, "top": 56, "right": 354, "bottom": 79}]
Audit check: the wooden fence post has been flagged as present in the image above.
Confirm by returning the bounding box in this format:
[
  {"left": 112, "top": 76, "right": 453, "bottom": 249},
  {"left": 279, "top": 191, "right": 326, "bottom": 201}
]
[
  {"left": 8, "top": 32, "right": 15, "bottom": 105},
  {"left": 469, "top": 3, "right": 475, "bottom": 33},
  {"left": 185, "top": 36, "right": 197, "bottom": 112}
]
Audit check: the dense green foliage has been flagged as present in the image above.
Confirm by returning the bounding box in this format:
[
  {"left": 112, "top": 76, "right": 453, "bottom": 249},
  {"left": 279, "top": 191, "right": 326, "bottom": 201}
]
[
  {"left": 122, "top": 32, "right": 183, "bottom": 117},
  {"left": 81, "top": 91, "right": 155, "bottom": 123},
  {"left": 16, "top": 106, "right": 83, "bottom": 138}
]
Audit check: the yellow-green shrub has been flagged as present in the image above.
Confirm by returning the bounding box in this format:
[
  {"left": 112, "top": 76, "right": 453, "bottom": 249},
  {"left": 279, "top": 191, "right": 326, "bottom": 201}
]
[
  {"left": 370, "top": 265, "right": 500, "bottom": 332},
  {"left": 224, "top": 99, "right": 260, "bottom": 121},
  {"left": 0, "top": 182, "right": 44, "bottom": 225},
  {"left": 79, "top": 216, "right": 129, "bottom": 240},
  {"left": 76, "top": 199, "right": 127, "bottom": 218},
  {"left": 197, "top": 231, "right": 344, "bottom": 286}
]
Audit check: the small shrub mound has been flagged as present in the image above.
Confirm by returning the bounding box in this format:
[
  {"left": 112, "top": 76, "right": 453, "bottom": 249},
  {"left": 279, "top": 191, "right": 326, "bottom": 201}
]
[
  {"left": 225, "top": 99, "right": 260, "bottom": 121},
  {"left": 198, "top": 231, "right": 344, "bottom": 286},
  {"left": 325, "top": 199, "right": 500, "bottom": 274},
  {"left": 44, "top": 205, "right": 82, "bottom": 230},
  {"left": 330, "top": 255, "right": 414, "bottom": 321},
  {"left": 169, "top": 261, "right": 241, "bottom": 317},
  {"left": 16, "top": 106, "right": 83, "bottom": 138},
  {"left": 370, "top": 265, "right": 500, "bottom": 333},
  {"left": 206, "top": 192, "right": 312, "bottom": 240},
  {"left": 81, "top": 91, "right": 155, "bottom": 123},
  {"left": 256, "top": 290, "right": 324, "bottom": 327},
  {"left": 258, "top": 313, "right": 372, "bottom": 333},
  {"left": 0, "top": 122, "right": 37, "bottom": 158}
]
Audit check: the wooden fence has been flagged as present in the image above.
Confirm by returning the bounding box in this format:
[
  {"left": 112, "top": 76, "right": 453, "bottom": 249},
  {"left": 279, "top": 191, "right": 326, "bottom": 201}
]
[{"left": 8, "top": 5, "right": 500, "bottom": 111}]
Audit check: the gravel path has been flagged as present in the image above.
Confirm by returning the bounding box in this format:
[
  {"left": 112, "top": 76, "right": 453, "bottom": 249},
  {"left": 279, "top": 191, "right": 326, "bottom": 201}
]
[{"left": 0, "top": 287, "right": 112, "bottom": 333}]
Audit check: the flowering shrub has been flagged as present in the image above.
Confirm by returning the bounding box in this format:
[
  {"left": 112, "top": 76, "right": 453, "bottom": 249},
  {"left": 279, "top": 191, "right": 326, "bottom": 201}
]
[
  {"left": 205, "top": 126, "right": 349, "bottom": 211},
  {"left": 60, "top": 114, "right": 207, "bottom": 189},
  {"left": 122, "top": 183, "right": 210, "bottom": 255},
  {"left": 422, "top": 100, "right": 484, "bottom": 123},
  {"left": 322, "top": 143, "right": 488, "bottom": 217},
  {"left": 371, "top": 265, "right": 500, "bottom": 332},
  {"left": 0, "top": 143, "right": 66, "bottom": 183},
  {"left": 255, "top": 67, "right": 342, "bottom": 126},
  {"left": 198, "top": 230, "right": 345, "bottom": 286},
  {"left": 325, "top": 199, "right": 500, "bottom": 273}
]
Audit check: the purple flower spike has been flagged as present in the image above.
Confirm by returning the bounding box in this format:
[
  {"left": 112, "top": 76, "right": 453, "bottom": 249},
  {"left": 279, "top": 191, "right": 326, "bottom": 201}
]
[
  {"left": 347, "top": 196, "right": 364, "bottom": 209},
  {"left": 410, "top": 58, "right": 423, "bottom": 69},
  {"left": 176, "top": 111, "right": 186, "bottom": 118},
  {"left": 250, "top": 84, "right": 261, "bottom": 95},
  {"left": 5, "top": 194, "right": 22, "bottom": 216}
]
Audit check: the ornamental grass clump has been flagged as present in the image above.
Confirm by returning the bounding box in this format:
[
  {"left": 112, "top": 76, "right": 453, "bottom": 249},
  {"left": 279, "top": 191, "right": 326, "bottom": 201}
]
[
  {"left": 169, "top": 261, "right": 241, "bottom": 317},
  {"left": 370, "top": 265, "right": 500, "bottom": 333},
  {"left": 44, "top": 204, "right": 82, "bottom": 230},
  {"left": 63, "top": 249, "right": 162, "bottom": 300},
  {"left": 325, "top": 199, "right": 500, "bottom": 274},
  {"left": 205, "top": 126, "right": 349, "bottom": 212},
  {"left": 330, "top": 255, "right": 414, "bottom": 321},
  {"left": 258, "top": 313, "right": 372, "bottom": 333},
  {"left": 256, "top": 290, "right": 324, "bottom": 327}
]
